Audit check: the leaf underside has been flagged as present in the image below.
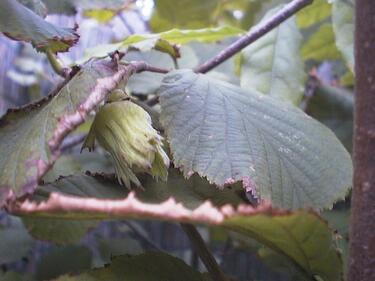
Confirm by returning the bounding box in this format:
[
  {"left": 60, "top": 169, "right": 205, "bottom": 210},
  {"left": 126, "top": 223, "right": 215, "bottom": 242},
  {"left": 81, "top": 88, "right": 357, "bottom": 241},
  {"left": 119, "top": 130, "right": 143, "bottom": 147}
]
[{"left": 158, "top": 70, "right": 352, "bottom": 209}]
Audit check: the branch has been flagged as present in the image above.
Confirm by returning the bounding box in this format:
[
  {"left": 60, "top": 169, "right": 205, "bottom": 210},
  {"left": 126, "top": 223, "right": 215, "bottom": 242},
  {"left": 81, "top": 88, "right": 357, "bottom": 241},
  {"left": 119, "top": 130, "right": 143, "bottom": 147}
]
[
  {"left": 195, "top": 0, "right": 313, "bottom": 73},
  {"left": 45, "top": 49, "right": 70, "bottom": 78},
  {"left": 181, "top": 223, "right": 229, "bottom": 281},
  {"left": 7, "top": 188, "right": 274, "bottom": 222}
]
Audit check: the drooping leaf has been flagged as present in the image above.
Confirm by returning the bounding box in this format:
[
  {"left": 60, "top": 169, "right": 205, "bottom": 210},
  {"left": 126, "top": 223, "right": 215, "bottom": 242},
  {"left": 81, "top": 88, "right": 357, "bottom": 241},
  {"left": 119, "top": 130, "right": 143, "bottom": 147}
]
[
  {"left": 158, "top": 70, "right": 352, "bottom": 209},
  {"left": 0, "top": 58, "right": 132, "bottom": 205},
  {"left": 240, "top": 10, "right": 305, "bottom": 106},
  {"left": 301, "top": 24, "right": 342, "bottom": 61},
  {"left": 9, "top": 174, "right": 343, "bottom": 281},
  {"left": 55, "top": 252, "right": 208, "bottom": 281},
  {"left": 150, "top": 0, "right": 220, "bottom": 32},
  {"left": 331, "top": 0, "right": 354, "bottom": 71},
  {"left": 83, "top": 27, "right": 244, "bottom": 61},
  {"left": 296, "top": 0, "right": 331, "bottom": 28},
  {"left": 35, "top": 245, "right": 92, "bottom": 281},
  {"left": 223, "top": 213, "right": 342, "bottom": 281},
  {"left": 0, "top": 0, "right": 78, "bottom": 52}
]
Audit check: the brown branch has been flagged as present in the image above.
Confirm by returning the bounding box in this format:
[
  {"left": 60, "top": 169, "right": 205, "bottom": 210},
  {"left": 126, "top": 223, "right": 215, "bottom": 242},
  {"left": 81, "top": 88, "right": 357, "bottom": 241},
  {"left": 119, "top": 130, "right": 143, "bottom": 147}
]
[
  {"left": 181, "top": 223, "right": 229, "bottom": 281},
  {"left": 194, "top": 0, "right": 313, "bottom": 73},
  {"left": 348, "top": 1, "right": 375, "bottom": 281},
  {"left": 7, "top": 190, "right": 274, "bottom": 222}
]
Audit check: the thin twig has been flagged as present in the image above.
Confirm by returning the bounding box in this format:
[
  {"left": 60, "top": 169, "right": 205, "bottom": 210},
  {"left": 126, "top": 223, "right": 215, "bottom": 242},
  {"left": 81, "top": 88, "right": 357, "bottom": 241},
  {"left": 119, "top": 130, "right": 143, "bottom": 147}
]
[
  {"left": 136, "top": 63, "right": 170, "bottom": 74},
  {"left": 181, "top": 223, "right": 228, "bottom": 281},
  {"left": 195, "top": 0, "right": 313, "bottom": 73},
  {"left": 45, "top": 49, "right": 70, "bottom": 78}
]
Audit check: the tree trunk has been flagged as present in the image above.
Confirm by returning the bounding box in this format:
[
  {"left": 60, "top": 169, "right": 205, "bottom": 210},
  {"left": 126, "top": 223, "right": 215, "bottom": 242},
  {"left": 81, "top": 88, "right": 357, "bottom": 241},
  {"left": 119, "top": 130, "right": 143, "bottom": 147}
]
[{"left": 348, "top": 1, "right": 375, "bottom": 281}]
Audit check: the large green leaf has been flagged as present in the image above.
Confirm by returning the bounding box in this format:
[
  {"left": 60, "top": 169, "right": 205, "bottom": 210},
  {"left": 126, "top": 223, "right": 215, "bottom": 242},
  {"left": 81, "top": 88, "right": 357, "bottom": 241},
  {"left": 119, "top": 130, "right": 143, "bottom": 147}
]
[
  {"left": 301, "top": 24, "right": 342, "bottom": 61},
  {"left": 158, "top": 70, "right": 352, "bottom": 209},
  {"left": 224, "top": 214, "right": 342, "bottom": 281},
  {"left": 55, "top": 252, "right": 208, "bottom": 281},
  {"left": 0, "top": 58, "right": 121, "bottom": 204},
  {"left": 0, "top": 0, "right": 78, "bottom": 52},
  {"left": 9, "top": 174, "right": 343, "bottom": 281},
  {"left": 150, "top": 0, "right": 220, "bottom": 32},
  {"left": 83, "top": 27, "right": 244, "bottom": 61},
  {"left": 240, "top": 10, "right": 305, "bottom": 106},
  {"left": 331, "top": 0, "right": 354, "bottom": 70}
]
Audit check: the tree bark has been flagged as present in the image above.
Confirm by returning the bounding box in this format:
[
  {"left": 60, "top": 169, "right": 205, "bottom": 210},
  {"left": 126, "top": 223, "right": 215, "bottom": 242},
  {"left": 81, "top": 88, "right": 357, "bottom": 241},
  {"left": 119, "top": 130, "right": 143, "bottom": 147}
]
[{"left": 348, "top": 1, "right": 375, "bottom": 281}]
